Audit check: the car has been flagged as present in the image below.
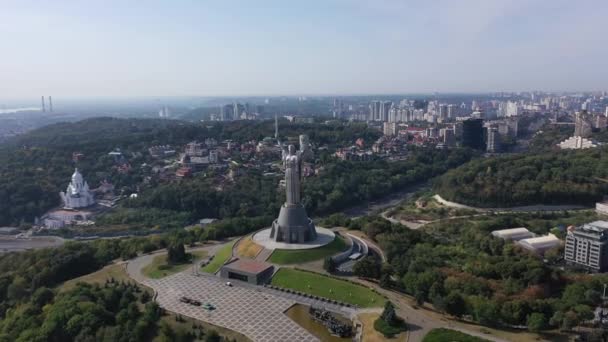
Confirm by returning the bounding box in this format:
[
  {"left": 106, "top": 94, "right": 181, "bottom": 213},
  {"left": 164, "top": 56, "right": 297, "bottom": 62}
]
[
  {"left": 191, "top": 300, "right": 202, "bottom": 306},
  {"left": 202, "top": 303, "right": 216, "bottom": 311},
  {"left": 179, "top": 296, "right": 192, "bottom": 304},
  {"left": 225, "top": 281, "right": 233, "bottom": 287}
]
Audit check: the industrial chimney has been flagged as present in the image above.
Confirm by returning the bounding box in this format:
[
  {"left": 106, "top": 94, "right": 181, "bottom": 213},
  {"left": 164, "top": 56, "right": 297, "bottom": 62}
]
[{"left": 41, "top": 96, "right": 46, "bottom": 112}]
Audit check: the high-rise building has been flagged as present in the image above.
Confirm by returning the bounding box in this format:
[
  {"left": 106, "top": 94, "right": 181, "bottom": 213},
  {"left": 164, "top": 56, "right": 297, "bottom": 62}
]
[
  {"left": 574, "top": 112, "right": 593, "bottom": 137},
  {"left": 447, "top": 104, "right": 457, "bottom": 119},
  {"left": 438, "top": 104, "right": 448, "bottom": 120},
  {"left": 220, "top": 104, "right": 233, "bottom": 121},
  {"left": 379, "top": 101, "right": 392, "bottom": 121},
  {"left": 441, "top": 127, "right": 455, "bottom": 147},
  {"left": 486, "top": 127, "right": 500, "bottom": 153},
  {"left": 506, "top": 101, "right": 519, "bottom": 117},
  {"left": 462, "top": 119, "right": 485, "bottom": 150},
  {"left": 383, "top": 122, "right": 397, "bottom": 136},
  {"left": 369, "top": 101, "right": 381, "bottom": 121},
  {"left": 565, "top": 221, "right": 608, "bottom": 272},
  {"left": 234, "top": 103, "right": 245, "bottom": 120}
]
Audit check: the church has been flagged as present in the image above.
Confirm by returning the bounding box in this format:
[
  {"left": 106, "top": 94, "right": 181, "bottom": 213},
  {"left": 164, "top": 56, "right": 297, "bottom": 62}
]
[{"left": 60, "top": 168, "right": 95, "bottom": 209}]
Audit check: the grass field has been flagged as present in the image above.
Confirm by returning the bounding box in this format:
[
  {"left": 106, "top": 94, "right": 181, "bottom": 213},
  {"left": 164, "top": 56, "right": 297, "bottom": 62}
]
[
  {"left": 156, "top": 312, "right": 251, "bottom": 342},
  {"left": 268, "top": 236, "right": 347, "bottom": 264},
  {"left": 423, "top": 329, "right": 489, "bottom": 342},
  {"left": 359, "top": 313, "right": 405, "bottom": 342},
  {"left": 235, "top": 236, "right": 263, "bottom": 258},
  {"left": 271, "top": 268, "right": 385, "bottom": 308},
  {"left": 59, "top": 263, "right": 132, "bottom": 292},
  {"left": 143, "top": 250, "right": 207, "bottom": 279},
  {"left": 201, "top": 240, "right": 237, "bottom": 274}
]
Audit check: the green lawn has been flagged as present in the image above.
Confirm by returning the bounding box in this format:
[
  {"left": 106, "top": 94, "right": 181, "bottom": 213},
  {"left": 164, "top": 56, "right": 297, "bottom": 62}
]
[
  {"left": 201, "top": 240, "right": 237, "bottom": 274},
  {"left": 268, "top": 236, "right": 347, "bottom": 264},
  {"left": 423, "top": 328, "right": 490, "bottom": 342},
  {"left": 270, "top": 268, "right": 385, "bottom": 308},
  {"left": 142, "top": 250, "right": 207, "bottom": 279}
]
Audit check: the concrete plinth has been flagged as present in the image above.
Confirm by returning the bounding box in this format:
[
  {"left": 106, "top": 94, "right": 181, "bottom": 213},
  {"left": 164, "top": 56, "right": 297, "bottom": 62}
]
[
  {"left": 253, "top": 227, "right": 335, "bottom": 250},
  {"left": 270, "top": 203, "right": 317, "bottom": 243}
]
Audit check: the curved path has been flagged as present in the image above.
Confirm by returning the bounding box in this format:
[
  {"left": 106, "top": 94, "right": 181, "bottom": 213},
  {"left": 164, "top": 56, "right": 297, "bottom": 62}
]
[{"left": 434, "top": 194, "right": 590, "bottom": 212}]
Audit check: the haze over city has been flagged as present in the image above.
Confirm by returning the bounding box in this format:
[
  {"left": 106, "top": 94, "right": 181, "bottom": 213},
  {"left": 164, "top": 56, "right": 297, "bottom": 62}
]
[{"left": 2, "top": 0, "right": 608, "bottom": 99}]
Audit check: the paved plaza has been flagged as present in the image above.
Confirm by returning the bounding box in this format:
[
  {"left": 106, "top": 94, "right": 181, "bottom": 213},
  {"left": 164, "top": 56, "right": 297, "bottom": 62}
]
[
  {"left": 252, "top": 227, "right": 335, "bottom": 250},
  {"left": 145, "top": 272, "right": 319, "bottom": 342}
]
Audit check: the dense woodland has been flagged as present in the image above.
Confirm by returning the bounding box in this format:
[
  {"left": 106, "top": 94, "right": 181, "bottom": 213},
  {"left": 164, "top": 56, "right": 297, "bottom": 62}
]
[
  {"left": 328, "top": 211, "right": 604, "bottom": 332},
  {"left": 0, "top": 117, "right": 380, "bottom": 226},
  {"left": 434, "top": 147, "right": 608, "bottom": 208},
  {"left": 528, "top": 125, "right": 608, "bottom": 152},
  {"left": 108, "top": 147, "right": 475, "bottom": 231}
]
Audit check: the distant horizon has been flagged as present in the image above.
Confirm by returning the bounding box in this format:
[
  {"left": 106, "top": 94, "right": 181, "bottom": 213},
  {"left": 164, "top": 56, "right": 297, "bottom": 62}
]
[{"left": 1, "top": 89, "right": 606, "bottom": 106}]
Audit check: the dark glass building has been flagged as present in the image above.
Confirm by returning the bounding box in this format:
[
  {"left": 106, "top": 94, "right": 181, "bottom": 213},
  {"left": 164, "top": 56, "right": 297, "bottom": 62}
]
[{"left": 462, "top": 118, "right": 486, "bottom": 150}]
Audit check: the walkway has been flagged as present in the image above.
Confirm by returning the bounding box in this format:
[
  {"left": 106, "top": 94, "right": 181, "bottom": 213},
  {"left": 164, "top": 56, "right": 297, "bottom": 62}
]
[
  {"left": 434, "top": 194, "right": 589, "bottom": 212},
  {"left": 353, "top": 279, "right": 510, "bottom": 342},
  {"left": 255, "top": 248, "right": 273, "bottom": 262},
  {"left": 146, "top": 272, "right": 318, "bottom": 342}
]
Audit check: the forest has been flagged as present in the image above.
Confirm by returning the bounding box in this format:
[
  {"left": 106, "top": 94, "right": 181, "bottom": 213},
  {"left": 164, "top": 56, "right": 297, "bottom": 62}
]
[
  {"left": 109, "top": 146, "right": 476, "bottom": 230},
  {"left": 337, "top": 211, "right": 604, "bottom": 332},
  {"left": 0, "top": 117, "right": 381, "bottom": 226},
  {"left": 433, "top": 147, "right": 608, "bottom": 208}
]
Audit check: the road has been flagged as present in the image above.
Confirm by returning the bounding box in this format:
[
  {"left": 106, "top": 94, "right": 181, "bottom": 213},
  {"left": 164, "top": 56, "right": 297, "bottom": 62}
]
[
  {"left": 434, "top": 194, "right": 590, "bottom": 212},
  {"left": 342, "top": 182, "right": 429, "bottom": 218},
  {"left": 353, "top": 279, "right": 510, "bottom": 342},
  {"left": 0, "top": 236, "right": 64, "bottom": 253}
]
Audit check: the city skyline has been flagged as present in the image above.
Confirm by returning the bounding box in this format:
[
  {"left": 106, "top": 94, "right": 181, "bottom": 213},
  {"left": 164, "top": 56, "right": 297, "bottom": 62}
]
[{"left": 2, "top": 0, "right": 608, "bottom": 98}]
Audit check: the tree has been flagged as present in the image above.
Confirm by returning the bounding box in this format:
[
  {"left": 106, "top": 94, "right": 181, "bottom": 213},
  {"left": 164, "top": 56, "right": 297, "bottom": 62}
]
[
  {"left": 323, "top": 257, "right": 336, "bottom": 273},
  {"left": 205, "top": 330, "right": 221, "bottom": 342},
  {"left": 31, "top": 287, "right": 54, "bottom": 307},
  {"left": 167, "top": 243, "right": 187, "bottom": 264},
  {"left": 527, "top": 312, "right": 547, "bottom": 332},
  {"left": 380, "top": 301, "right": 397, "bottom": 325},
  {"left": 444, "top": 292, "right": 466, "bottom": 318},
  {"left": 379, "top": 273, "right": 392, "bottom": 289},
  {"left": 353, "top": 257, "right": 381, "bottom": 279}
]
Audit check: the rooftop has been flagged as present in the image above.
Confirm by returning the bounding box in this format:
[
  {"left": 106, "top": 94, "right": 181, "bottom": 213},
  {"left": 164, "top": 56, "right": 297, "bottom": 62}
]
[{"left": 223, "top": 258, "right": 273, "bottom": 274}]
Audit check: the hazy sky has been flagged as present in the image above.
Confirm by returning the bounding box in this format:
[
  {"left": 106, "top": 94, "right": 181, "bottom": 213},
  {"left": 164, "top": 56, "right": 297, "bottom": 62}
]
[{"left": 1, "top": 0, "right": 607, "bottom": 98}]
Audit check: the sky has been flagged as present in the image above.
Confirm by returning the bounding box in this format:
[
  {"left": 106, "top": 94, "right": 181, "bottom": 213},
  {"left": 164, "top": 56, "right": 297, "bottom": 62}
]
[{"left": 1, "top": 0, "right": 607, "bottom": 99}]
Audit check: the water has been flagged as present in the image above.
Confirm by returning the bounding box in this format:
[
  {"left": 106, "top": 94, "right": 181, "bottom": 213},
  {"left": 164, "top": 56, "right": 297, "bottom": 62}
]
[{"left": 0, "top": 107, "right": 40, "bottom": 114}]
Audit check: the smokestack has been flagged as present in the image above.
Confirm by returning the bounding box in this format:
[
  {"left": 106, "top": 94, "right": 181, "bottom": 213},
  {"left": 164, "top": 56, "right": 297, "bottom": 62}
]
[
  {"left": 49, "top": 96, "right": 53, "bottom": 112},
  {"left": 41, "top": 96, "right": 46, "bottom": 112}
]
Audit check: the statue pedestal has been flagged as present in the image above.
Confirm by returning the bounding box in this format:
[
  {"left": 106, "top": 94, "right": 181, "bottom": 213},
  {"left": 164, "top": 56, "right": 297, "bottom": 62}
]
[{"left": 269, "top": 203, "right": 317, "bottom": 243}]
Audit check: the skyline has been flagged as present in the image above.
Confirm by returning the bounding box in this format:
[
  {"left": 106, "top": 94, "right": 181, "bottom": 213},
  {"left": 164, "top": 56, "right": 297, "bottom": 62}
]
[{"left": 2, "top": 0, "right": 608, "bottom": 99}]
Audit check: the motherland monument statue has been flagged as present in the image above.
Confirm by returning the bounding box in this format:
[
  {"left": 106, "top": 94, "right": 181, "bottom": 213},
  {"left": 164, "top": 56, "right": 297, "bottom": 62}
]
[{"left": 269, "top": 134, "right": 317, "bottom": 243}]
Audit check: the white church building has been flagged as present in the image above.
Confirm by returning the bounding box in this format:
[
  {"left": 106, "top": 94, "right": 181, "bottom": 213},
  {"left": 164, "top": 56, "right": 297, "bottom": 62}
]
[{"left": 60, "top": 168, "right": 95, "bottom": 209}]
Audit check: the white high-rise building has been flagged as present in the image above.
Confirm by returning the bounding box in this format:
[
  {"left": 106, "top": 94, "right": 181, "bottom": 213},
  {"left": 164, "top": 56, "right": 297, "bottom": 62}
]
[
  {"left": 447, "top": 104, "right": 457, "bottom": 119},
  {"left": 506, "top": 101, "right": 519, "bottom": 117},
  {"left": 60, "top": 169, "right": 95, "bottom": 209}
]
